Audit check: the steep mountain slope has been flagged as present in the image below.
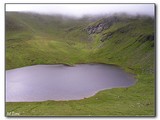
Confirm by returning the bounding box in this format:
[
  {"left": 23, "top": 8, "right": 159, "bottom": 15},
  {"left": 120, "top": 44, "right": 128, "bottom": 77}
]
[
  {"left": 87, "top": 15, "right": 154, "bottom": 73},
  {"left": 5, "top": 12, "right": 155, "bottom": 116}
]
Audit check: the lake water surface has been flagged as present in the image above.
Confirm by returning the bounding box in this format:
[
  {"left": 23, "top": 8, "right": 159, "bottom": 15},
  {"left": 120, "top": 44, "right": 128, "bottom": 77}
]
[{"left": 6, "top": 64, "right": 136, "bottom": 102}]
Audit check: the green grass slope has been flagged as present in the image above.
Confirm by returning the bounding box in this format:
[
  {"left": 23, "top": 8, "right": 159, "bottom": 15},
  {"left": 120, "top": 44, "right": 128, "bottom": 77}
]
[
  {"left": 5, "top": 12, "right": 91, "bottom": 69},
  {"left": 5, "top": 12, "right": 155, "bottom": 116},
  {"left": 90, "top": 16, "right": 154, "bottom": 70}
]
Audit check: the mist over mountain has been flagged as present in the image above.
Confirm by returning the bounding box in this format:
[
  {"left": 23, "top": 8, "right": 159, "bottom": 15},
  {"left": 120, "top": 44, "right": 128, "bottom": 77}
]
[{"left": 6, "top": 4, "right": 155, "bottom": 18}]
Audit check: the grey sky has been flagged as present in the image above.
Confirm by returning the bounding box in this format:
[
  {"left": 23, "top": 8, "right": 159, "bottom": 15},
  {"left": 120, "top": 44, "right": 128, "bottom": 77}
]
[{"left": 6, "top": 4, "right": 155, "bottom": 17}]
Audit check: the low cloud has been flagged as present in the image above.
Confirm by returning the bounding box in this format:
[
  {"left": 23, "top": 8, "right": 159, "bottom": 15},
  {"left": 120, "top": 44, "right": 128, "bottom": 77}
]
[{"left": 6, "top": 4, "right": 155, "bottom": 17}]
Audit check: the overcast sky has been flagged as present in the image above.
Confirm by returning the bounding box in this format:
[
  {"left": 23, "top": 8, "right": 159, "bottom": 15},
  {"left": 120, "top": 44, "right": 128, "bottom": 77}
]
[{"left": 6, "top": 4, "right": 155, "bottom": 17}]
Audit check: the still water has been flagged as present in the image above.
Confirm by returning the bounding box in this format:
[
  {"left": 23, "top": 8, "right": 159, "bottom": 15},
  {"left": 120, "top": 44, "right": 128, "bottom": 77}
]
[{"left": 6, "top": 64, "right": 136, "bottom": 102}]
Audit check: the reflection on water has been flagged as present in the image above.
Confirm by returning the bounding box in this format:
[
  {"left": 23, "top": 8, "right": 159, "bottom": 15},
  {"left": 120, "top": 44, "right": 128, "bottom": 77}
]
[{"left": 6, "top": 64, "right": 136, "bottom": 102}]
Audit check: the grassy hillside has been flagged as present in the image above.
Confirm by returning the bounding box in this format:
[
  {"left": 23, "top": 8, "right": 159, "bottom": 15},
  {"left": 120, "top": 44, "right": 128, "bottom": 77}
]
[
  {"left": 90, "top": 16, "right": 154, "bottom": 71},
  {"left": 5, "top": 12, "right": 91, "bottom": 69},
  {"left": 5, "top": 12, "right": 155, "bottom": 116}
]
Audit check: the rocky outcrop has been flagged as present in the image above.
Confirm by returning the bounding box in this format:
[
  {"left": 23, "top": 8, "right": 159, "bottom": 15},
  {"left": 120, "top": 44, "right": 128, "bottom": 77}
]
[
  {"left": 138, "top": 34, "right": 154, "bottom": 43},
  {"left": 137, "top": 34, "right": 154, "bottom": 47},
  {"left": 86, "top": 16, "right": 120, "bottom": 34},
  {"left": 100, "top": 32, "right": 113, "bottom": 42},
  {"left": 86, "top": 23, "right": 104, "bottom": 34}
]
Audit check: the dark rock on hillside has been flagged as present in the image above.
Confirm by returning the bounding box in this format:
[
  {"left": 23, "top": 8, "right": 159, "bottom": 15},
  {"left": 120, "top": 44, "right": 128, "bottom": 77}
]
[
  {"left": 138, "top": 34, "right": 154, "bottom": 43},
  {"left": 100, "top": 32, "right": 113, "bottom": 42},
  {"left": 86, "top": 23, "right": 104, "bottom": 34},
  {"left": 86, "top": 16, "right": 120, "bottom": 34}
]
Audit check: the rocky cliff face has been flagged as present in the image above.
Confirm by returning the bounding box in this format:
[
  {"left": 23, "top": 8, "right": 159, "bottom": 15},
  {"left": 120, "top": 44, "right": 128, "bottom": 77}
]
[
  {"left": 86, "top": 23, "right": 104, "bottom": 34},
  {"left": 86, "top": 16, "right": 120, "bottom": 34}
]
